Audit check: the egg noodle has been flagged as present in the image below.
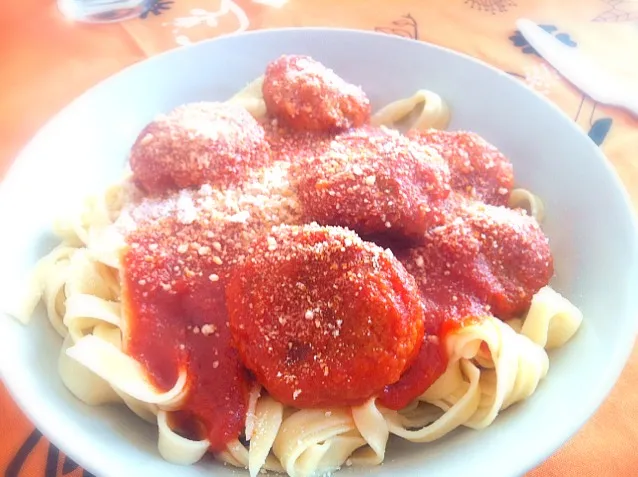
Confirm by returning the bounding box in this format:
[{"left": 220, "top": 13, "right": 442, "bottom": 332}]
[{"left": 12, "top": 83, "right": 583, "bottom": 477}]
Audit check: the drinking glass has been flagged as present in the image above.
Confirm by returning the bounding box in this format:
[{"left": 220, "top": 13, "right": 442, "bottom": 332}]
[{"left": 57, "top": 0, "right": 148, "bottom": 23}]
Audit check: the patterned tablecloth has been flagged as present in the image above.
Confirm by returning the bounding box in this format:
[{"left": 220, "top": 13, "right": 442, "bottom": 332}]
[{"left": 1, "top": 1, "right": 637, "bottom": 476}]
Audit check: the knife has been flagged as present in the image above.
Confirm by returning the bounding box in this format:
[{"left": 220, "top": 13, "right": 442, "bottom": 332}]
[{"left": 516, "top": 18, "right": 638, "bottom": 118}]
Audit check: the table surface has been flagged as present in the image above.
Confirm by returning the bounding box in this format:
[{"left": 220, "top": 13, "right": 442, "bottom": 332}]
[{"left": 1, "top": 1, "right": 638, "bottom": 476}]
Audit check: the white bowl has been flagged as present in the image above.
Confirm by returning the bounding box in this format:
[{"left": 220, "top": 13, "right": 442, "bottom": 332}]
[{"left": 1, "top": 28, "right": 637, "bottom": 477}]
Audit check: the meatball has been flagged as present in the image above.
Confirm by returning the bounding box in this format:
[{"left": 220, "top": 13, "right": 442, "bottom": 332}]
[
  {"left": 291, "top": 127, "right": 452, "bottom": 241},
  {"left": 406, "top": 201, "right": 553, "bottom": 320},
  {"left": 130, "top": 102, "right": 270, "bottom": 194},
  {"left": 408, "top": 130, "right": 514, "bottom": 206},
  {"left": 379, "top": 201, "right": 553, "bottom": 409},
  {"left": 262, "top": 55, "right": 371, "bottom": 131},
  {"left": 226, "top": 224, "right": 425, "bottom": 408}
]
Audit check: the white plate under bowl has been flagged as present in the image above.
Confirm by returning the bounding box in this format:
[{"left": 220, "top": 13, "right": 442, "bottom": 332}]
[{"left": 1, "top": 28, "right": 637, "bottom": 477}]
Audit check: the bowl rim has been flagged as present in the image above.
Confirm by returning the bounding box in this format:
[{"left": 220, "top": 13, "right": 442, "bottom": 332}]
[{"left": 2, "top": 26, "right": 638, "bottom": 477}]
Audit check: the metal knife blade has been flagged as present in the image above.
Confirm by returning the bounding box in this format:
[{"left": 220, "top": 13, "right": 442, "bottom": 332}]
[{"left": 516, "top": 18, "right": 638, "bottom": 117}]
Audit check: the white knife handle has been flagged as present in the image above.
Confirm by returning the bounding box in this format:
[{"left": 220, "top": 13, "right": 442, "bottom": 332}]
[{"left": 517, "top": 18, "right": 638, "bottom": 121}]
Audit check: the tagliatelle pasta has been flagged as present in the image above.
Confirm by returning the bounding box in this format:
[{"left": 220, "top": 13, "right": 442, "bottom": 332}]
[
  {"left": 508, "top": 187, "right": 546, "bottom": 222},
  {"left": 519, "top": 286, "right": 583, "bottom": 350},
  {"left": 370, "top": 88, "right": 451, "bottom": 131},
  {"left": 14, "top": 55, "right": 582, "bottom": 477},
  {"left": 230, "top": 75, "right": 268, "bottom": 120},
  {"left": 157, "top": 410, "right": 210, "bottom": 465}
]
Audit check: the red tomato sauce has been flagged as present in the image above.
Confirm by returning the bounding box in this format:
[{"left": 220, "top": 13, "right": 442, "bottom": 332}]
[
  {"left": 120, "top": 54, "right": 553, "bottom": 452},
  {"left": 379, "top": 248, "right": 487, "bottom": 410},
  {"left": 122, "top": 224, "right": 252, "bottom": 452},
  {"left": 120, "top": 163, "right": 304, "bottom": 450}
]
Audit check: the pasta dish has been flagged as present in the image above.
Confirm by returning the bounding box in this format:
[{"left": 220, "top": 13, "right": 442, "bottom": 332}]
[{"left": 14, "top": 55, "right": 583, "bottom": 477}]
